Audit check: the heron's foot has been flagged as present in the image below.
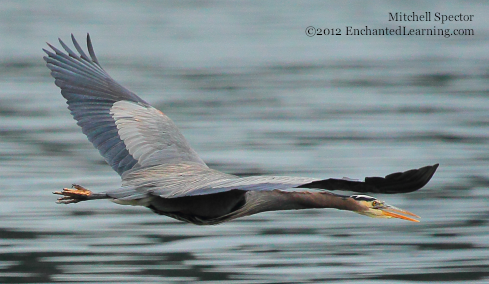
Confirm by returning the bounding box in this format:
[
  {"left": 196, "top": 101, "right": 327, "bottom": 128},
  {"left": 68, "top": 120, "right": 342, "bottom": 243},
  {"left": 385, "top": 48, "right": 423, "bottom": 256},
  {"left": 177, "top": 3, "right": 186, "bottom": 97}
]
[{"left": 53, "top": 184, "right": 92, "bottom": 204}]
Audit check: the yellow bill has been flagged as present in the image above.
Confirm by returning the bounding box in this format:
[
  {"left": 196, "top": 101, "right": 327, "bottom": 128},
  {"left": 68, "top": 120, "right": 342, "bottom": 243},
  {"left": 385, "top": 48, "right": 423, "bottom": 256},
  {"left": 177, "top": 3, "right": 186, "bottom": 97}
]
[{"left": 380, "top": 206, "right": 420, "bottom": 222}]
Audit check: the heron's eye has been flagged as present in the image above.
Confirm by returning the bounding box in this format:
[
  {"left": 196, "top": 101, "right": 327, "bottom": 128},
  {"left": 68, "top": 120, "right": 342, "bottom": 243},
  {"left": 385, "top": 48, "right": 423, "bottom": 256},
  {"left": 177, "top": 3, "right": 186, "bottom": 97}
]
[{"left": 372, "top": 201, "right": 379, "bottom": 207}]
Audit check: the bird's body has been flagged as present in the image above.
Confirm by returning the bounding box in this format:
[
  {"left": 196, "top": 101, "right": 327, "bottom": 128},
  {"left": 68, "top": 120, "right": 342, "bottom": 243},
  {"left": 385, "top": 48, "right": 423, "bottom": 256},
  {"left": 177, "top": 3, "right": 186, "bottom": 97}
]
[{"left": 44, "top": 35, "right": 438, "bottom": 225}]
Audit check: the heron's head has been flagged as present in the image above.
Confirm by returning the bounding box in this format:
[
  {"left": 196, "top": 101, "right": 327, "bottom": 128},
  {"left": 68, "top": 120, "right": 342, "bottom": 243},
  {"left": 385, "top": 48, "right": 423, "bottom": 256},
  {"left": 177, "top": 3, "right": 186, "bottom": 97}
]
[{"left": 351, "top": 195, "right": 420, "bottom": 222}]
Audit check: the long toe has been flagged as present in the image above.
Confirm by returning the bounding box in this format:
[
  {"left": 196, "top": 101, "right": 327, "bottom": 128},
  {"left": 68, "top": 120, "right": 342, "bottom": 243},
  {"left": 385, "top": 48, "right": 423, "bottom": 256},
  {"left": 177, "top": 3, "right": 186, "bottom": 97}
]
[{"left": 56, "top": 196, "right": 80, "bottom": 204}]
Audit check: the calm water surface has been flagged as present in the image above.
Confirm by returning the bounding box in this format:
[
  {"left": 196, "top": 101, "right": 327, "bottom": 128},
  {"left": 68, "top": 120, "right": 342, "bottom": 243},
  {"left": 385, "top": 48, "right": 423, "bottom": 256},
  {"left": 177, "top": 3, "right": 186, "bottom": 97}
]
[{"left": 0, "top": 1, "right": 488, "bottom": 283}]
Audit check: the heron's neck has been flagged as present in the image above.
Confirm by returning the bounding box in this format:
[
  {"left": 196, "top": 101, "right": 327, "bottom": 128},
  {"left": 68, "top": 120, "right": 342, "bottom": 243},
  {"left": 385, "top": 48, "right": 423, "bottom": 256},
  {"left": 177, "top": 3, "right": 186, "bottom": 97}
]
[{"left": 229, "top": 190, "right": 368, "bottom": 221}]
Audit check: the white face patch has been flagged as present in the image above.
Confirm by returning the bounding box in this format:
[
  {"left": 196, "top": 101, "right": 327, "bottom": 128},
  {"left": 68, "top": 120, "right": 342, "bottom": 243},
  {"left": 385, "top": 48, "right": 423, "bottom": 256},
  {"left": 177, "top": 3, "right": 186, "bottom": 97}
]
[{"left": 351, "top": 195, "right": 376, "bottom": 202}]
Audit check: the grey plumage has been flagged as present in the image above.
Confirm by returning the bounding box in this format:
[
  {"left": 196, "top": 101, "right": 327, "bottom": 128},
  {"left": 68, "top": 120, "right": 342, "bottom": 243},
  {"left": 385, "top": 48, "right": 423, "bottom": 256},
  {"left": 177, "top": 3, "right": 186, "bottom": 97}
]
[
  {"left": 45, "top": 34, "right": 438, "bottom": 225},
  {"left": 44, "top": 35, "right": 202, "bottom": 175}
]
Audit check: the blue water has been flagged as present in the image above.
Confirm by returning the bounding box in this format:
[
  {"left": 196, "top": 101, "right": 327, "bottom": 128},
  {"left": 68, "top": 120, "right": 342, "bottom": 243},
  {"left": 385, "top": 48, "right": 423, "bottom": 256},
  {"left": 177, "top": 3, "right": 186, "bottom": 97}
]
[{"left": 0, "top": 1, "right": 488, "bottom": 283}]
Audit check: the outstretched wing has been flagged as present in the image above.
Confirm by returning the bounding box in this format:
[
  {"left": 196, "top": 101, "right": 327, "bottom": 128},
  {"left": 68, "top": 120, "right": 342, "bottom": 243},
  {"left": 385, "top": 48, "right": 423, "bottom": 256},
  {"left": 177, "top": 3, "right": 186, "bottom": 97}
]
[
  {"left": 111, "top": 163, "right": 438, "bottom": 199},
  {"left": 296, "top": 163, "right": 439, "bottom": 194},
  {"left": 190, "top": 163, "right": 439, "bottom": 196},
  {"left": 43, "top": 34, "right": 206, "bottom": 176}
]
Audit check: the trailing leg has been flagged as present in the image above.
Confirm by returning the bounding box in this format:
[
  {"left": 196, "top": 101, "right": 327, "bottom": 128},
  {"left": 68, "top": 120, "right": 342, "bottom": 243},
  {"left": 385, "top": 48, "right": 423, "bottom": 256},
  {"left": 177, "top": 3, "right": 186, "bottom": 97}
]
[{"left": 54, "top": 184, "right": 108, "bottom": 204}]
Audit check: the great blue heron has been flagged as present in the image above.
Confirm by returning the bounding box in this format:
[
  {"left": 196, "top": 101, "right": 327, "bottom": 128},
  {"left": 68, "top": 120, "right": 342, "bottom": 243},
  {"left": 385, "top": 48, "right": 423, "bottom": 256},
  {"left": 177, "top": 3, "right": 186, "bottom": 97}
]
[{"left": 43, "top": 34, "right": 438, "bottom": 225}]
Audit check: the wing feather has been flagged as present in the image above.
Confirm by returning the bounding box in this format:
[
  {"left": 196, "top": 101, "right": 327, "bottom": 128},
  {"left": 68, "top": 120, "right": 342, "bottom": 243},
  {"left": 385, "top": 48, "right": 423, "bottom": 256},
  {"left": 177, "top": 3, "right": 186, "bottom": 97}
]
[
  {"left": 297, "top": 164, "right": 439, "bottom": 194},
  {"left": 44, "top": 34, "right": 206, "bottom": 176},
  {"left": 110, "top": 100, "right": 206, "bottom": 168},
  {"left": 112, "top": 163, "right": 438, "bottom": 199}
]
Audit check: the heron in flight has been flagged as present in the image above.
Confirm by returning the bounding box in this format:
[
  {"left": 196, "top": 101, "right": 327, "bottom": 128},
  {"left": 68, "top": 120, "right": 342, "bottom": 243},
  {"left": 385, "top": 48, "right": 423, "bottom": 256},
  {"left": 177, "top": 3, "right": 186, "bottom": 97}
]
[{"left": 43, "top": 34, "right": 438, "bottom": 225}]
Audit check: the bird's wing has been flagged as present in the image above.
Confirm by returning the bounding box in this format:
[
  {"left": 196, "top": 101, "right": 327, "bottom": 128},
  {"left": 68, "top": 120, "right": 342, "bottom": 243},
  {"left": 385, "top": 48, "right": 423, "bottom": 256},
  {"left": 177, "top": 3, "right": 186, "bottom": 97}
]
[
  {"left": 296, "top": 163, "right": 439, "bottom": 194},
  {"left": 111, "top": 163, "right": 438, "bottom": 199},
  {"left": 110, "top": 162, "right": 315, "bottom": 200},
  {"left": 43, "top": 34, "right": 206, "bottom": 176},
  {"left": 190, "top": 163, "right": 438, "bottom": 196}
]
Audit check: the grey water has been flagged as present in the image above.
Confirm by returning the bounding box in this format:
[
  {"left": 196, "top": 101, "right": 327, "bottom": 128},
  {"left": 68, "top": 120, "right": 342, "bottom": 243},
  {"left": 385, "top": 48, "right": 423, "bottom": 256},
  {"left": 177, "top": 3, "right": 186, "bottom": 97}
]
[{"left": 1, "top": 0, "right": 489, "bottom": 283}]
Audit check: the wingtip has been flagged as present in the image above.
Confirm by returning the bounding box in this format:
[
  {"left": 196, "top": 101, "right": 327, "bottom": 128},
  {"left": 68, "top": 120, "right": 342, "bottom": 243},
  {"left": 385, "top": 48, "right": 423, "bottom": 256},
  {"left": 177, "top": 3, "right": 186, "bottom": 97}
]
[
  {"left": 58, "top": 37, "right": 71, "bottom": 54},
  {"left": 423, "top": 163, "right": 439, "bottom": 181},
  {"left": 86, "top": 33, "right": 99, "bottom": 65},
  {"left": 401, "top": 163, "right": 439, "bottom": 193},
  {"left": 426, "top": 163, "right": 439, "bottom": 181},
  {"left": 362, "top": 163, "right": 439, "bottom": 194},
  {"left": 46, "top": 42, "right": 55, "bottom": 50}
]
